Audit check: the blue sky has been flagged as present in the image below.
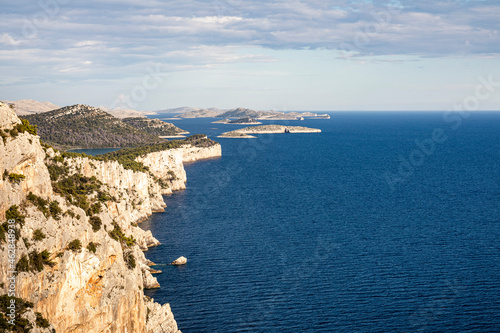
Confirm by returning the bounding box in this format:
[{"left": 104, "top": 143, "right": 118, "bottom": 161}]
[{"left": 1, "top": 0, "right": 499, "bottom": 111}]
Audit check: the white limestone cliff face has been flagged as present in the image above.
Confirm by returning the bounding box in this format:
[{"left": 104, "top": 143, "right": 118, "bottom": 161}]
[
  {"left": 0, "top": 102, "right": 194, "bottom": 333},
  {"left": 0, "top": 103, "right": 52, "bottom": 220},
  {"left": 136, "top": 143, "right": 222, "bottom": 193},
  {"left": 63, "top": 155, "right": 167, "bottom": 224}
]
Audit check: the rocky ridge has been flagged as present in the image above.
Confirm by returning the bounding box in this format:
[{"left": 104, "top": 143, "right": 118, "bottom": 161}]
[
  {"left": 3, "top": 99, "right": 59, "bottom": 116},
  {"left": 23, "top": 104, "right": 163, "bottom": 149},
  {"left": 0, "top": 101, "right": 222, "bottom": 332}
]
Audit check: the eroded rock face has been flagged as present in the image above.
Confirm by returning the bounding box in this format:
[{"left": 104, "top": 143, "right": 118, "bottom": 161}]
[
  {"left": 0, "top": 102, "right": 213, "bottom": 333},
  {"left": 65, "top": 155, "right": 167, "bottom": 224},
  {"left": 136, "top": 143, "right": 221, "bottom": 194},
  {"left": 0, "top": 102, "right": 52, "bottom": 220},
  {"left": 145, "top": 300, "right": 182, "bottom": 333}
]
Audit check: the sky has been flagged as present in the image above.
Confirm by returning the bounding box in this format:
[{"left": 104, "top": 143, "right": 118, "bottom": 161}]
[{"left": 1, "top": 0, "right": 500, "bottom": 111}]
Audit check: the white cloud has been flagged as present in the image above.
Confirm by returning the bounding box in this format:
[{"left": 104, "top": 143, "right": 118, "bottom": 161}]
[{"left": 75, "top": 40, "right": 102, "bottom": 47}]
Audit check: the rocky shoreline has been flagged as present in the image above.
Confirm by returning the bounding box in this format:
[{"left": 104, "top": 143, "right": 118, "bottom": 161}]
[{"left": 0, "top": 102, "right": 221, "bottom": 332}]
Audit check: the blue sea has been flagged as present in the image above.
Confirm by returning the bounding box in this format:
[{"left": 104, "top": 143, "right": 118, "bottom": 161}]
[{"left": 131, "top": 112, "right": 500, "bottom": 332}]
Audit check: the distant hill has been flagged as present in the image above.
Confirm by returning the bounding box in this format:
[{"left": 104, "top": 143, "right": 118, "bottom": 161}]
[
  {"left": 173, "top": 107, "right": 320, "bottom": 120},
  {"left": 122, "top": 117, "right": 188, "bottom": 136},
  {"left": 99, "top": 106, "right": 157, "bottom": 119},
  {"left": 175, "top": 109, "right": 223, "bottom": 118},
  {"left": 172, "top": 107, "right": 224, "bottom": 118},
  {"left": 157, "top": 106, "right": 223, "bottom": 115},
  {"left": 158, "top": 106, "right": 331, "bottom": 120},
  {"left": 218, "top": 108, "right": 262, "bottom": 118},
  {"left": 4, "top": 99, "right": 59, "bottom": 116},
  {"left": 23, "top": 104, "right": 164, "bottom": 149},
  {"left": 218, "top": 108, "right": 298, "bottom": 120}
]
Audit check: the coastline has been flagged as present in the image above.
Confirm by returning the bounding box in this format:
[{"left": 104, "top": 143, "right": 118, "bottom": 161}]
[{"left": 0, "top": 102, "right": 221, "bottom": 333}]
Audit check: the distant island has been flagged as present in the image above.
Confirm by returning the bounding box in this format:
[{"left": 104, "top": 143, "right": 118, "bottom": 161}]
[
  {"left": 169, "top": 107, "right": 223, "bottom": 118},
  {"left": 218, "top": 125, "right": 321, "bottom": 138},
  {"left": 212, "top": 117, "right": 262, "bottom": 125},
  {"left": 176, "top": 107, "right": 330, "bottom": 120}
]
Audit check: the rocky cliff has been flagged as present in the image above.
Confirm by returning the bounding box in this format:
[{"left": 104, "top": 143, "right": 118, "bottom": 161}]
[
  {"left": 0, "top": 102, "right": 221, "bottom": 332},
  {"left": 137, "top": 143, "right": 222, "bottom": 193}
]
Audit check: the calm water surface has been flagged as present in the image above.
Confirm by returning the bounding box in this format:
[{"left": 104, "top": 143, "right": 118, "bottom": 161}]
[{"left": 137, "top": 112, "right": 500, "bottom": 332}]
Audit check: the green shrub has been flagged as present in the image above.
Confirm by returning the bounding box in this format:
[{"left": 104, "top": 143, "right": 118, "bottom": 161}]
[
  {"left": 52, "top": 155, "right": 64, "bottom": 164},
  {"left": 5, "top": 205, "right": 25, "bottom": 225},
  {"left": 23, "top": 237, "right": 31, "bottom": 248},
  {"left": 89, "top": 202, "right": 102, "bottom": 215},
  {"left": 157, "top": 178, "right": 170, "bottom": 189},
  {"left": 53, "top": 174, "right": 102, "bottom": 211},
  {"left": 67, "top": 239, "right": 82, "bottom": 252},
  {"left": 0, "top": 295, "right": 35, "bottom": 332},
  {"left": 108, "top": 222, "right": 135, "bottom": 247},
  {"left": 16, "top": 118, "right": 37, "bottom": 136},
  {"left": 15, "top": 250, "right": 56, "bottom": 273},
  {"left": 2, "top": 170, "right": 8, "bottom": 180},
  {"left": 89, "top": 216, "right": 102, "bottom": 232},
  {"left": 8, "top": 173, "right": 25, "bottom": 184},
  {"left": 33, "top": 229, "right": 46, "bottom": 241},
  {"left": 0, "top": 223, "right": 8, "bottom": 243},
  {"left": 49, "top": 201, "right": 62, "bottom": 220},
  {"left": 2, "top": 221, "right": 20, "bottom": 243},
  {"left": 97, "top": 191, "right": 113, "bottom": 202},
  {"left": 40, "top": 142, "right": 53, "bottom": 150},
  {"left": 9, "top": 128, "right": 18, "bottom": 137},
  {"left": 27, "top": 192, "right": 50, "bottom": 217},
  {"left": 35, "top": 312, "right": 50, "bottom": 328},
  {"left": 87, "top": 242, "right": 97, "bottom": 254},
  {"left": 123, "top": 252, "right": 136, "bottom": 269},
  {"left": 29, "top": 250, "right": 44, "bottom": 272},
  {"left": 0, "top": 131, "right": 8, "bottom": 144},
  {"left": 16, "top": 255, "right": 30, "bottom": 272},
  {"left": 167, "top": 170, "right": 177, "bottom": 180},
  {"left": 40, "top": 250, "right": 55, "bottom": 267},
  {"left": 47, "top": 163, "right": 69, "bottom": 181},
  {"left": 64, "top": 210, "right": 76, "bottom": 218}
]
